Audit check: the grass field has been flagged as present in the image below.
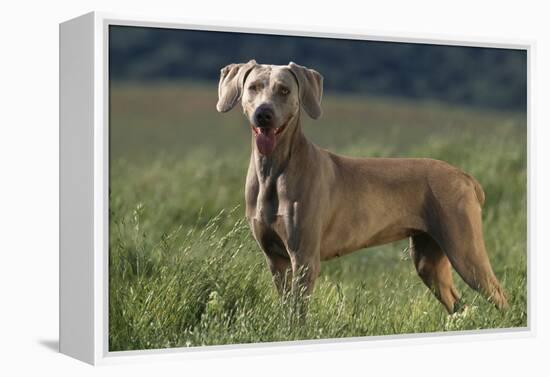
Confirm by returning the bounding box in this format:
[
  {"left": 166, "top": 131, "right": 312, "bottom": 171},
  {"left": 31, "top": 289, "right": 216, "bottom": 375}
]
[{"left": 108, "top": 82, "right": 527, "bottom": 351}]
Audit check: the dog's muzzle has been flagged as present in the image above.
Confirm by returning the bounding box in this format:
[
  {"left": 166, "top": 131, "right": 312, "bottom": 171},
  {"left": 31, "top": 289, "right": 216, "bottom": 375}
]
[{"left": 251, "top": 105, "right": 288, "bottom": 156}]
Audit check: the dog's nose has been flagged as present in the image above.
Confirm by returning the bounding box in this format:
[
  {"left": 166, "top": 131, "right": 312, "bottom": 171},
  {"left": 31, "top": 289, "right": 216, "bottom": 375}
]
[{"left": 254, "top": 105, "right": 274, "bottom": 127}]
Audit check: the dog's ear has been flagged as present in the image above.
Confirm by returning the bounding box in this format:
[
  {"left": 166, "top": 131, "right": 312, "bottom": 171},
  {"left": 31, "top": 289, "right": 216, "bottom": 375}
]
[
  {"left": 288, "top": 62, "right": 324, "bottom": 119},
  {"left": 216, "top": 60, "right": 257, "bottom": 113}
]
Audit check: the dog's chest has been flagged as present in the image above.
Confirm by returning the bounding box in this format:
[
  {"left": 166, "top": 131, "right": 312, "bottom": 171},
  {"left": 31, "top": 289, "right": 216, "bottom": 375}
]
[
  {"left": 245, "top": 174, "right": 297, "bottom": 245},
  {"left": 248, "top": 177, "right": 286, "bottom": 221}
]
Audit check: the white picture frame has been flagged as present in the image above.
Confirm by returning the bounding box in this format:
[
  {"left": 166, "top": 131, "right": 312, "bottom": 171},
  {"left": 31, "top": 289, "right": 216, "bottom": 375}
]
[{"left": 59, "top": 11, "right": 534, "bottom": 365}]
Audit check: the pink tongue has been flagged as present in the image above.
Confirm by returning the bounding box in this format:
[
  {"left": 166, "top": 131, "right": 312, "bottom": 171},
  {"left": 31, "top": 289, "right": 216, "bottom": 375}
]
[{"left": 255, "top": 128, "right": 276, "bottom": 155}]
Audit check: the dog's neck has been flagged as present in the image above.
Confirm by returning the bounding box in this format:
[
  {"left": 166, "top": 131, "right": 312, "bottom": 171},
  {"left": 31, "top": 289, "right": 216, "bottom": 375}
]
[{"left": 250, "top": 112, "right": 308, "bottom": 183}]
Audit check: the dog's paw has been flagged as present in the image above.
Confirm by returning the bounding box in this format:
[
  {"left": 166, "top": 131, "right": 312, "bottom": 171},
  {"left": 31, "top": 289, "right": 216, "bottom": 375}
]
[{"left": 444, "top": 305, "right": 479, "bottom": 331}]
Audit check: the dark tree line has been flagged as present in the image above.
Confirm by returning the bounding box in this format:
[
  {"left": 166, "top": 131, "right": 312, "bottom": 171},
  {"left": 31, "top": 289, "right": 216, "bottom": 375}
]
[{"left": 110, "top": 25, "right": 527, "bottom": 111}]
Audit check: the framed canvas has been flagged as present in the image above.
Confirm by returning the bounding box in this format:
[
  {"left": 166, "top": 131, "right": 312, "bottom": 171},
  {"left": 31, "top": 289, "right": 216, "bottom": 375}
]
[{"left": 59, "top": 11, "right": 533, "bottom": 365}]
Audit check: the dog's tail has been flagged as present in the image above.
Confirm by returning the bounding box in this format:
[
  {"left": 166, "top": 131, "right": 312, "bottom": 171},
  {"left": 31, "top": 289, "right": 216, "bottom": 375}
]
[{"left": 466, "top": 174, "right": 485, "bottom": 207}]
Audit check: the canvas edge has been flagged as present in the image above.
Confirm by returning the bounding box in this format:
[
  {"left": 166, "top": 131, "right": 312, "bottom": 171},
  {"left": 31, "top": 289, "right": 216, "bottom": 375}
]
[{"left": 59, "top": 11, "right": 96, "bottom": 365}]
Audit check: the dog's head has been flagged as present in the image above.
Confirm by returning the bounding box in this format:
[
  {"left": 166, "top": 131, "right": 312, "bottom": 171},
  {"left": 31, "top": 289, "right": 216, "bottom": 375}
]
[{"left": 216, "top": 60, "right": 323, "bottom": 155}]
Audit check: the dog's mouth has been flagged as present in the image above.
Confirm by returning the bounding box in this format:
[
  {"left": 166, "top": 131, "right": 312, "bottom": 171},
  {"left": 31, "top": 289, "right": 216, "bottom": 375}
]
[{"left": 251, "top": 121, "right": 288, "bottom": 156}]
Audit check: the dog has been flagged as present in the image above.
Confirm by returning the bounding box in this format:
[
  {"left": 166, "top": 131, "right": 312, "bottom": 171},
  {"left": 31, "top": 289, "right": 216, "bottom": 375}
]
[{"left": 216, "top": 60, "right": 508, "bottom": 313}]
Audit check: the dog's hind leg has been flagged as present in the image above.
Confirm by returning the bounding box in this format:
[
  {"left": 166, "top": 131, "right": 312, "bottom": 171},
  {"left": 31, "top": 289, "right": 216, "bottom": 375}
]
[
  {"left": 410, "top": 233, "right": 461, "bottom": 313},
  {"left": 435, "top": 193, "right": 508, "bottom": 310}
]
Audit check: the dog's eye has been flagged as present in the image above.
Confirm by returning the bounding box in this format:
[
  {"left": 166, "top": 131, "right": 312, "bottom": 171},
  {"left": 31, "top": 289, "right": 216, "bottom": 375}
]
[
  {"left": 280, "top": 87, "right": 290, "bottom": 95},
  {"left": 248, "top": 85, "right": 257, "bottom": 92}
]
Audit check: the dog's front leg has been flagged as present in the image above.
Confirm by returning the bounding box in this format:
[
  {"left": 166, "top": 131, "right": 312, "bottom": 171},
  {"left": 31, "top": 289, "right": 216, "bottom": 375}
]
[
  {"left": 264, "top": 252, "right": 292, "bottom": 296},
  {"left": 279, "top": 198, "right": 323, "bottom": 319},
  {"left": 284, "top": 245, "right": 320, "bottom": 321},
  {"left": 288, "top": 249, "right": 320, "bottom": 297}
]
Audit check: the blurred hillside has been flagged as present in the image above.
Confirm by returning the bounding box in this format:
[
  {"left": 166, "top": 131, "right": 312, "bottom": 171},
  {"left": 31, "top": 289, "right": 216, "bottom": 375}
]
[{"left": 109, "top": 25, "right": 527, "bottom": 111}]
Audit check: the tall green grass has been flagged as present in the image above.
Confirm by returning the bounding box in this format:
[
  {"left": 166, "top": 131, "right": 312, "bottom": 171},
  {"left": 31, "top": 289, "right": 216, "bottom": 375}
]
[{"left": 109, "top": 83, "right": 527, "bottom": 351}]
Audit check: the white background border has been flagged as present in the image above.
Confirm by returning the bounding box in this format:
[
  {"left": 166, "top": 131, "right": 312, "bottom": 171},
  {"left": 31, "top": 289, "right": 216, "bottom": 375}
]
[{"left": 2, "top": 0, "right": 548, "bottom": 375}]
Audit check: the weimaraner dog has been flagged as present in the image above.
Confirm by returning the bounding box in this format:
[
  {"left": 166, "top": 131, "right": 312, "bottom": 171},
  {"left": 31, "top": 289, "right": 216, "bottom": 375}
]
[{"left": 216, "top": 60, "right": 508, "bottom": 313}]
